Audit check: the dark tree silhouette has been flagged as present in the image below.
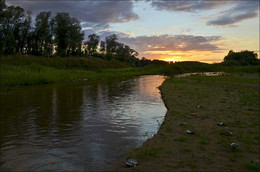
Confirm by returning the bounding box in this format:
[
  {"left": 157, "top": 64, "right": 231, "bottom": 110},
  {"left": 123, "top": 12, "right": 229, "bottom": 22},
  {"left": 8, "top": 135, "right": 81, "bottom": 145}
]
[
  {"left": 51, "top": 12, "right": 84, "bottom": 56},
  {"left": 84, "top": 33, "right": 100, "bottom": 56},
  {"left": 0, "top": 0, "right": 5, "bottom": 55},
  {"left": 33, "top": 11, "right": 53, "bottom": 56},
  {"left": 0, "top": 0, "right": 6, "bottom": 10},
  {"left": 223, "top": 50, "right": 259, "bottom": 66},
  {"left": 115, "top": 43, "right": 138, "bottom": 63},
  {"left": 1, "top": 4, "right": 31, "bottom": 54},
  {"left": 135, "top": 57, "right": 168, "bottom": 67},
  {"left": 0, "top": 2, "right": 140, "bottom": 63},
  {"left": 100, "top": 41, "right": 106, "bottom": 54},
  {"left": 105, "top": 34, "right": 118, "bottom": 55},
  {"left": 67, "top": 17, "right": 84, "bottom": 56}
]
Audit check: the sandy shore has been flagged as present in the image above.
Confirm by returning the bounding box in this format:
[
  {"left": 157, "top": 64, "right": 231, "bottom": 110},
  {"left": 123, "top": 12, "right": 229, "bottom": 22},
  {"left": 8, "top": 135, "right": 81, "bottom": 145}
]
[{"left": 110, "top": 73, "right": 259, "bottom": 171}]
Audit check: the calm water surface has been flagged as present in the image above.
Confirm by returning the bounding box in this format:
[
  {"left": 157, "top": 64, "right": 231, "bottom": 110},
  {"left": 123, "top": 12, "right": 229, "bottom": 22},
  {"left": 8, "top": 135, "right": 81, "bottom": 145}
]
[{"left": 0, "top": 75, "right": 167, "bottom": 171}]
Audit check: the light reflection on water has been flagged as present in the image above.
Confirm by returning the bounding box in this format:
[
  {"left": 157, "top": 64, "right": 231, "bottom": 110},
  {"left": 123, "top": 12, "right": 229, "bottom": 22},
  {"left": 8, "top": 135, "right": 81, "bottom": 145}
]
[
  {"left": 175, "top": 72, "right": 226, "bottom": 78},
  {"left": 0, "top": 75, "right": 167, "bottom": 171}
]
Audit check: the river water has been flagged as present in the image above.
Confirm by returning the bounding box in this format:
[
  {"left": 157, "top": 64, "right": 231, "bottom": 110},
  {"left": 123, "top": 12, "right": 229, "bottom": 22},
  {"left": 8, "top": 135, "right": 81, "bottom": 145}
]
[{"left": 0, "top": 75, "right": 167, "bottom": 171}]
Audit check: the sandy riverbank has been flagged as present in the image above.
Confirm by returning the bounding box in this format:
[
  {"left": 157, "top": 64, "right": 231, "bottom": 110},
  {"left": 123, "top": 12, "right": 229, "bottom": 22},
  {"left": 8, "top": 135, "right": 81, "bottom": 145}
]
[{"left": 110, "top": 73, "right": 259, "bottom": 171}]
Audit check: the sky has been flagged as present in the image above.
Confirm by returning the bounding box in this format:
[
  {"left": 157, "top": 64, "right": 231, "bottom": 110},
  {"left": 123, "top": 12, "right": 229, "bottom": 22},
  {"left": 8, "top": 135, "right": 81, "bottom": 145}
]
[{"left": 6, "top": 0, "right": 259, "bottom": 63}]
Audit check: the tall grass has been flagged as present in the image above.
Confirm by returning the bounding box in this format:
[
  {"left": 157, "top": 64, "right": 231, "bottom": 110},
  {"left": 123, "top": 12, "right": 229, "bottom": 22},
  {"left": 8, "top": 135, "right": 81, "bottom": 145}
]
[
  {"left": 143, "top": 63, "right": 259, "bottom": 75},
  {"left": 0, "top": 54, "right": 132, "bottom": 69},
  {"left": 0, "top": 64, "right": 149, "bottom": 87},
  {"left": 0, "top": 54, "right": 259, "bottom": 87}
]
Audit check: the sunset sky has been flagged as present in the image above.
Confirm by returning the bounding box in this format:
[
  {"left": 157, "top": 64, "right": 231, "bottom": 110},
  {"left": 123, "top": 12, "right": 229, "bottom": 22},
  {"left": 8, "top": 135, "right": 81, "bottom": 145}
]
[{"left": 7, "top": 0, "right": 259, "bottom": 63}]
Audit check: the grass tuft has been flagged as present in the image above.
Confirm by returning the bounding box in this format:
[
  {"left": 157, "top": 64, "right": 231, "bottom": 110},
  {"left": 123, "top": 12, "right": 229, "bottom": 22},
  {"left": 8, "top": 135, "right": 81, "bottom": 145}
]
[{"left": 244, "top": 161, "right": 260, "bottom": 170}]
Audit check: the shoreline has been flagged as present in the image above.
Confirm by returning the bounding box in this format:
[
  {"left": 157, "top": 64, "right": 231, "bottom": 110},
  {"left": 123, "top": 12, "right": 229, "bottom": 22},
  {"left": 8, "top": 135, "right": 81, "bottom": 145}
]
[{"left": 110, "top": 73, "right": 259, "bottom": 171}]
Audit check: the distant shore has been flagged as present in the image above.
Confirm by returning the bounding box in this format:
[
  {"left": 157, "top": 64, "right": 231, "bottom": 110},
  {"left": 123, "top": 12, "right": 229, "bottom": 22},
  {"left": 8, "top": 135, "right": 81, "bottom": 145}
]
[
  {"left": 110, "top": 73, "right": 259, "bottom": 171},
  {"left": 1, "top": 55, "right": 259, "bottom": 87}
]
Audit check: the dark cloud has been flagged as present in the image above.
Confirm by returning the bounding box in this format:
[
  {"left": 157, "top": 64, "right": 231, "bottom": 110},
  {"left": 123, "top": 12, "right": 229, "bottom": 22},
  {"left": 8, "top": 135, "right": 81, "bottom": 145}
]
[
  {"left": 98, "top": 30, "right": 131, "bottom": 40},
  {"left": 81, "top": 30, "right": 223, "bottom": 57},
  {"left": 207, "top": 1, "right": 259, "bottom": 26},
  {"left": 118, "top": 34, "right": 223, "bottom": 53},
  {"left": 150, "top": 0, "right": 228, "bottom": 12},
  {"left": 6, "top": 0, "right": 138, "bottom": 29},
  {"left": 81, "top": 29, "right": 131, "bottom": 42},
  {"left": 120, "top": 34, "right": 225, "bottom": 61},
  {"left": 150, "top": 0, "right": 258, "bottom": 26}
]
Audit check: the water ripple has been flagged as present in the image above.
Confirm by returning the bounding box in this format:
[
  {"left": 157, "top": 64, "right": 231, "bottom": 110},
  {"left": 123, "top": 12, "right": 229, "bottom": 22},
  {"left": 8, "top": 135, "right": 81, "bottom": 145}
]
[{"left": 0, "top": 75, "right": 166, "bottom": 171}]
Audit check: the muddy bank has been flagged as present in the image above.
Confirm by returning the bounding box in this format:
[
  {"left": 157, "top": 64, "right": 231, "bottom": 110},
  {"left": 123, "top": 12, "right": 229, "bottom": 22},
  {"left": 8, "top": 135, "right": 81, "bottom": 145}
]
[{"left": 110, "top": 73, "right": 259, "bottom": 171}]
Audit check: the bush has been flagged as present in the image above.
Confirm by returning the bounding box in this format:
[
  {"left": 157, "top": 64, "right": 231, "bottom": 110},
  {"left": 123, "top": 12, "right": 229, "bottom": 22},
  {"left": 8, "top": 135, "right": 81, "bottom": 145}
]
[{"left": 223, "top": 50, "right": 259, "bottom": 66}]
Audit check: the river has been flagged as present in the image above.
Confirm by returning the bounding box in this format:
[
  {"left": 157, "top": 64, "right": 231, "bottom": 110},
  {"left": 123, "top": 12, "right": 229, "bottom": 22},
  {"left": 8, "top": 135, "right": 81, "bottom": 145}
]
[{"left": 0, "top": 75, "right": 167, "bottom": 171}]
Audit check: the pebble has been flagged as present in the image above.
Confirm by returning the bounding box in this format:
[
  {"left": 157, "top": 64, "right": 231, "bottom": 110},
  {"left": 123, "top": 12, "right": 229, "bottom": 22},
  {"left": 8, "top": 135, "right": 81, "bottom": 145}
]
[
  {"left": 217, "top": 122, "right": 224, "bottom": 126},
  {"left": 186, "top": 130, "right": 195, "bottom": 134},
  {"left": 231, "top": 143, "right": 238, "bottom": 148},
  {"left": 179, "top": 122, "right": 187, "bottom": 126},
  {"left": 220, "top": 130, "right": 232, "bottom": 136},
  {"left": 125, "top": 158, "right": 138, "bottom": 167}
]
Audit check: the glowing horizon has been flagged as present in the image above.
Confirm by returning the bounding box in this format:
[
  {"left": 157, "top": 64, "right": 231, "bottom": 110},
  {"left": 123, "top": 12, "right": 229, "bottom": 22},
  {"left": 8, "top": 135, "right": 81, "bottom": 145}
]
[{"left": 6, "top": 0, "right": 259, "bottom": 63}]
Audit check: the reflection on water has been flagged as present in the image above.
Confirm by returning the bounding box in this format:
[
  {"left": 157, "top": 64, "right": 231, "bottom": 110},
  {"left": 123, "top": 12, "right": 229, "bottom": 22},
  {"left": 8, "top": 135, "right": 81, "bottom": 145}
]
[
  {"left": 0, "top": 75, "right": 166, "bottom": 171},
  {"left": 175, "top": 72, "right": 226, "bottom": 78}
]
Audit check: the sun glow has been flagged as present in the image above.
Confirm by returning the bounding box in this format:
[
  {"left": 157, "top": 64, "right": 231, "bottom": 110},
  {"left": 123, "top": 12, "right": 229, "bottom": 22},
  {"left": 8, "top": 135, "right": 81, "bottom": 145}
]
[
  {"left": 140, "top": 49, "right": 229, "bottom": 64},
  {"left": 161, "top": 56, "right": 187, "bottom": 63},
  {"left": 163, "top": 58, "right": 175, "bottom": 62}
]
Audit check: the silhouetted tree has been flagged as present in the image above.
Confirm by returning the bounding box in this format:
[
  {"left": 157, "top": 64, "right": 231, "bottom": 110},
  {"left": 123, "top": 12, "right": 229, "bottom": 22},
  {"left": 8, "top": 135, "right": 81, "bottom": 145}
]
[
  {"left": 103, "top": 34, "right": 139, "bottom": 62},
  {"left": 0, "top": 0, "right": 6, "bottom": 55},
  {"left": 84, "top": 33, "right": 100, "bottom": 56},
  {"left": 135, "top": 57, "right": 168, "bottom": 67},
  {"left": 67, "top": 17, "right": 84, "bottom": 56},
  {"left": 51, "top": 12, "right": 84, "bottom": 56},
  {"left": 100, "top": 41, "right": 106, "bottom": 54},
  {"left": 0, "top": 0, "right": 6, "bottom": 11},
  {"left": 115, "top": 43, "right": 138, "bottom": 63},
  {"left": 105, "top": 34, "right": 118, "bottom": 55},
  {"left": 0, "top": 2, "right": 141, "bottom": 62},
  {"left": 223, "top": 50, "right": 259, "bottom": 66},
  {"left": 1, "top": 5, "right": 31, "bottom": 54},
  {"left": 33, "top": 11, "right": 53, "bottom": 56},
  {"left": 17, "top": 10, "right": 32, "bottom": 54}
]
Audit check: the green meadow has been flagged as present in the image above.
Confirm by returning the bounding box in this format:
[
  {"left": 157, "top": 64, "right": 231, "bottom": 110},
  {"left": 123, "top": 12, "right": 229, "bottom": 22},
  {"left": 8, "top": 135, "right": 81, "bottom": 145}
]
[{"left": 0, "top": 54, "right": 259, "bottom": 87}]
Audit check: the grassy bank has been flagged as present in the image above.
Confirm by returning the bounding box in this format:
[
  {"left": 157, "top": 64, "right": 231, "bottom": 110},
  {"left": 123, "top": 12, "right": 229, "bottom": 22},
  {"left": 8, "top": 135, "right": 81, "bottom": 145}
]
[
  {"left": 0, "top": 64, "right": 144, "bottom": 87},
  {"left": 0, "top": 55, "right": 259, "bottom": 87},
  {"left": 0, "top": 55, "right": 137, "bottom": 87},
  {"left": 111, "top": 73, "right": 259, "bottom": 171},
  {"left": 0, "top": 54, "right": 132, "bottom": 69}
]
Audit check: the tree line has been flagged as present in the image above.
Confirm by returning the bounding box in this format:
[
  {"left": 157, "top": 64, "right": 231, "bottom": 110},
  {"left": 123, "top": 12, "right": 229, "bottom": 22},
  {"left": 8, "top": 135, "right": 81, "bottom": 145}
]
[
  {"left": 3, "top": 1, "right": 256, "bottom": 67},
  {"left": 0, "top": 0, "right": 139, "bottom": 64}
]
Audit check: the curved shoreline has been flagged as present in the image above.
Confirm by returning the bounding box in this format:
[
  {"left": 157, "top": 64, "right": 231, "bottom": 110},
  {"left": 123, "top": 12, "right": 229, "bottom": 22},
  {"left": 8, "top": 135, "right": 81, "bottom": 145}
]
[{"left": 109, "top": 73, "right": 259, "bottom": 171}]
